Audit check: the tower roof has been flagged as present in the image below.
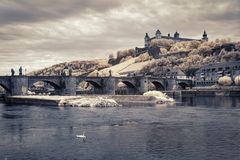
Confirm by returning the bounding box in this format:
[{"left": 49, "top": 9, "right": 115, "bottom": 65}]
[
  {"left": 174, "top": 31, "right": 180, "bottom": 38},
  {"left": 203, "top": 30, "right": 207, "bottom": 36},
  {"left": 145, "top": 33, "right": 150, "bottom": 39},
  {"left": 156, "top": 29, "right": 161, "bottom": 34}
]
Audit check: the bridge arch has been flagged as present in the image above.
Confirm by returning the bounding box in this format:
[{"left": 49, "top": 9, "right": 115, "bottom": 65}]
[
  {"left": 29, "top": 80, "right": 61, "bottom": 89},
  {"left": 116, "top": 80, "right": 137, "bottom": 95},
  {"left": 120, "top": 80, "right": 136, "bottom": 89},
  {"left": 150, "top": 81, "right": 165, "bottom": 91},
  {"left": 85, "top": 80, "right": 102, "bottom": 88},
  {"left": 0, "top": 83, "right": 10, "bottom": 93},
  {"left": 177, "top": 82, "right": 190, "bottom": 90},
  {"left": 77, "top": 79, "right": 103, "bottom": 94},
  {"left": 28, "top": 79, "right": 61, "bottom": 95}
]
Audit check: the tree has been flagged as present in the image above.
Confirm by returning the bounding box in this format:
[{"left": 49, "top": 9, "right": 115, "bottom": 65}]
[
  {"left": 187, "top": 40, "right": 201, "bottom": 50},
  {"left": 234, "top": 76, "right": 240, "bottom": 85},
  {"left": 160, "top": 48, "right": 167, "bottom": 54},
  {"left": 135, "top": 53, "right": 152, "bottom": 63},
  {"left": 218, "top": 76, "right": 233, "bottom": 86},
  {"left": 108, "top": 53, "right": 114, "bottom": 60}
]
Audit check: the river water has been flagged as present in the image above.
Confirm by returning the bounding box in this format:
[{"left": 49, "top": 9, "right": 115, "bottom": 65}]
[{"left": 0, "top": 97, "right": 240, "bottom": 160}]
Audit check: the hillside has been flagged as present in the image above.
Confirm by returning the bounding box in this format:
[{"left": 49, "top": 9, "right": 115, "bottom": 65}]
[
  {"left": 28, "top": 59, "right": 110, "bottom": 76},
  {"left": 28, "top": 39, "right": 240, "bottom": 77}
]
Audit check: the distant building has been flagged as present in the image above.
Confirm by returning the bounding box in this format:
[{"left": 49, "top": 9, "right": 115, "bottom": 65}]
[
  {"left": 136, "top": 29, "right": 208, "bottom": 58},
  {"left": 202, "top": 30, "right": 208, "bottom": 41},
  {"left": 148, "top": 66, "right": 187, "bottom": 79},
  {"left": 144, "top": 29, "right": 208, "bottom": 48},
  {"left": 195, "top": 61, "right": 240, "bottom": 86}
]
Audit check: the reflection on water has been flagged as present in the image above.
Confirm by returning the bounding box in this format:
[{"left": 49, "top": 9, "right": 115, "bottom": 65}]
[
  {"left": 0, "top": 97, "right": 240, "bottom": 160},
  {"left": 178, "top": 96, "right": 240, "bottom": 108}
]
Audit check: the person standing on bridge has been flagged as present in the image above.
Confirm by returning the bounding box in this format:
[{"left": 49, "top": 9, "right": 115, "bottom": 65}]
[
  {"left": 109, "top": 69, "right": 112, "bottom": 77},
  {"left": 11, "top": 68, "right": 15, "bottom": 76},
  {"left": 69, "top": 65, "right": 73, "bottom": 76},
  {"left": 19, "top": 66, "right": 23, "bottom": 76}
]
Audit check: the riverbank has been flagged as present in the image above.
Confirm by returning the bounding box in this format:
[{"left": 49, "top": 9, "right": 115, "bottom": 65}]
[
  {"left": 164, "top": 88, "right": 240, "bottom": 97},
  {"left": 4, "top": 95, "right": 161, "bottom": 107},
  {"left": 3, "top": 88, "right": 240, "bottom": 107}
]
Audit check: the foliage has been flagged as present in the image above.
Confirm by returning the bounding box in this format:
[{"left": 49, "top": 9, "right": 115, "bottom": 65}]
[
  {"left": 28, "top": 59, "right": 110, "bottom": 76},
  {"left": 29, "top": 38, "right": 240, "bottom": 78},
  {"left": 218, "top": 76, "right": 233, "bottom": 86},
  {"left": 141, "top": 39, "right": 240, "bottom": 75},
  {"left": 150, "top": 39, "right": 174, "bottom": 48},
  {"left": 135, "top": 53, "right": 152, "bottom": 63}
]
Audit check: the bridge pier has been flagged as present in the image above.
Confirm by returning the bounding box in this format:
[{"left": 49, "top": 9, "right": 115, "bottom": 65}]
[
  {"left": 165, "top": 79, "right": 177, "bottom": 90},
  {"left": 102, "top": 77, "right": 115, "bottom": 95},
  {"left": 10, "top": 76, "right": 28, "bottom": 96},
  {"left": 138, "top": 77, "right": 148, "bottom": 94},
  {"left": 61, "top": 77, "right": 77, "bottom": 96}
]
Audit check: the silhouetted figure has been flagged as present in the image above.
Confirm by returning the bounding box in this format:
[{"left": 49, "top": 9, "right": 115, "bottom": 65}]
[
  {"left": 11, "top": 68, "right": 15, "bottom": 76},
  {"left": 96, "top": 72, "right": 99, "bottom": 77},
  {"left": 61, "top": 70, "right": 66, "bottom": 76},
  {"left": 19, "top": 66, "right": 23, "bottom": 76},
  {"left": 57, "top": 70, "right": 61, "bottom": 76},
  {"left": 109, "top": 70, "right": 112, "bottom": 77},
  {"left": 69, "top": 67, "right": 73, "bottom": 76}
]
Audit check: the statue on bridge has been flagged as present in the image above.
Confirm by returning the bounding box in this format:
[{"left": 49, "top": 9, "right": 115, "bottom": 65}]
[
  {"left": 11, "top": 68, "right": 15, "bottom": 76},
  {"left": 69, "top": 66, "right": 73, "bottom": 76},
  {"left": 109, "top": 69, "right": 112, "bottom": 77},
  {"left": 61, "top": 70, "right": 66, "bottom": 76},
  {"left": 19, "top": 66, "right": 23, "bottom": 76}
]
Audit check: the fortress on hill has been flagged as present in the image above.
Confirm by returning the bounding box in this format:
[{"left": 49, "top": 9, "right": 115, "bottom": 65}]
[
  {"left": 135, "top": 29, "right": 209, "bottom": 58},
  {"left": 144, "top": 29, "right": 208, "bottom": 47}
]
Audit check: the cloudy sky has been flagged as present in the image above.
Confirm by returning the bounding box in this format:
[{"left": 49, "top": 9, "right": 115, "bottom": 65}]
[{"left": 0, "top": 0, "right": 239, "bottom": 75}]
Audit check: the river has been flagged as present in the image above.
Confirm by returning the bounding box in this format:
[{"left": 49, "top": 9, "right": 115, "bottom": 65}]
[{"left": 0, "top": 97, "right": 240, "bottom": 160}]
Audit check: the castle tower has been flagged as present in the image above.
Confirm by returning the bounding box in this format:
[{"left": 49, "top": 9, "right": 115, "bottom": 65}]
[
  {"left": 202, "top": 30, "right": 208, "bottom": 41},
  {"left": 155, "top": 29, "right": 162, "bottom": 39},
  {"left": 174, "top": 31, "right": 180, "bottom": 38},
  {"left": 144, "top": 33, "right": 150, "bottom": 47}
]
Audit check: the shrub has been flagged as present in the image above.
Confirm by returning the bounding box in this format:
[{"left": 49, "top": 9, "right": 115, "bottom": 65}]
[
  {"left": 218, "top": 76, "right": 233, "bottom": 86},
  {"left": 135, "top": 53, "right": 152, "bottom": 63},
  {"left": 234, "top": 76, "right": 240, "bottom": 85},
  {"left": 150, "top": 39, "right": 174, "bottom": 48}
]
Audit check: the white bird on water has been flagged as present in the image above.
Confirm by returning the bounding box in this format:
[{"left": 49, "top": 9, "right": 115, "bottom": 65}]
[{"left": 76, "top": 132, "right": 86, "bottom": 139}]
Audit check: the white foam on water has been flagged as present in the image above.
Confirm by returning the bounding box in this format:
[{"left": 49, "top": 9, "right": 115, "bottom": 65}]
[
  {"left": 143, "top": 91, "right": 175, "bottom": 104},
  {"left": 58, "top": 96, "right": 120, "bottom": 107}
]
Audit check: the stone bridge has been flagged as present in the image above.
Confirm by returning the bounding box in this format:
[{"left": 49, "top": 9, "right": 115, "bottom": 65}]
[{"left": 0, "top": 76, "right": 193, "bottom": 96}]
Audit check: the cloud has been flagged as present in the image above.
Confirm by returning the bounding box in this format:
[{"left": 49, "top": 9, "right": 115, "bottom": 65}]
[
  {"left": 0, "top": 0, "right": 239, "bottom": 74},
  {"left": 0, "top": 0, "right": 123, "bottom": 25}
]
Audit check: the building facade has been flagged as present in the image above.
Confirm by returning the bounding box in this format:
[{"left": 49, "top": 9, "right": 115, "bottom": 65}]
[{"left": 195, "top": 61, "right": 240, "bottom": 86}]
